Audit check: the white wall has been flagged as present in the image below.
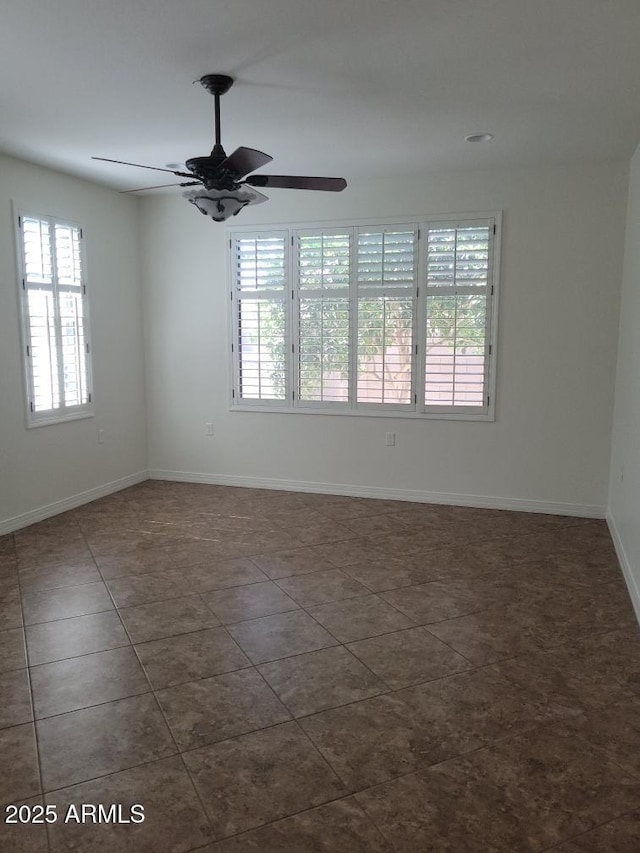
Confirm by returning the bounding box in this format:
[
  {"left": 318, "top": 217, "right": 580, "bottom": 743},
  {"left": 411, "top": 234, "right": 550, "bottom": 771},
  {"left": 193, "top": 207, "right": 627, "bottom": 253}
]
[
  {"left": 609, "top": 145, "right": 640, "bottom": 617},
  {"left": 0, "top": 155, "right": 147, "bottom": 530},
  {"left": 141, "top": 161, "right": 628, "bottom": 515}
]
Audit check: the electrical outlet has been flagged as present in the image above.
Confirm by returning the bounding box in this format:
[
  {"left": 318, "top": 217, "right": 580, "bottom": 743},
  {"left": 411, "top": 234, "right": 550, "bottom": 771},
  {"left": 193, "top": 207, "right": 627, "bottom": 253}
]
[
  {"left": 98, "top": 429, "right": 105, "bottom": 444},
  {"left": 385, "top": 432, "right": 396, "bottom": 447},
  {"left": 205, "top": 422, "right": 214, "bottom": 436}
]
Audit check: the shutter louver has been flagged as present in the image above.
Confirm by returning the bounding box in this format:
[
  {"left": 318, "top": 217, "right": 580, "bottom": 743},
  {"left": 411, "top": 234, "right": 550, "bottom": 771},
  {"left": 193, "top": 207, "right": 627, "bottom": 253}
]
[
  {"left": 234, "top": 233, "right": 288, "bottom": 401},
  {"left": 296, "top": 231, "right": 351, "bottom": 403},
  {"left": 356, "top": 228, "right": 416, "bottom": 406},
  {"left": 424, "top": 223, "right": 492, "bottom": 409}
]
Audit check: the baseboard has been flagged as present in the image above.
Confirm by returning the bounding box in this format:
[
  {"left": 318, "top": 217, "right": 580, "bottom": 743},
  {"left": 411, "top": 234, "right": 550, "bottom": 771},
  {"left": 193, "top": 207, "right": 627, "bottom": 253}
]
[
  {"left": 148, "top": 468, "right": 605, "bottom": 518},
  {"left": 0, "top": 470, "right": 150, "bottom": 535},
  {"left": 607, "top": 514, "right": 640, "bottom": 626}
]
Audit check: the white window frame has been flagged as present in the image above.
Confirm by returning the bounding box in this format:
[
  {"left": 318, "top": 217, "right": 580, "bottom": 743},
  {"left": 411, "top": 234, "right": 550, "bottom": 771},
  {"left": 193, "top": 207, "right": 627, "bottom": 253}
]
[
  {"left": 228, "top": 211, "right": 501, "bottom": 421},
  {"left": 14, "top": 206, "right": 94, "bottom": 427}
]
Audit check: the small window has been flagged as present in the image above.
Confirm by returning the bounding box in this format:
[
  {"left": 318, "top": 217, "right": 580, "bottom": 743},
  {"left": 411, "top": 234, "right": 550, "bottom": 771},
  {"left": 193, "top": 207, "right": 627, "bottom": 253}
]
[{"left": 16, "top": 210, "right": 93, "bottom": 425}]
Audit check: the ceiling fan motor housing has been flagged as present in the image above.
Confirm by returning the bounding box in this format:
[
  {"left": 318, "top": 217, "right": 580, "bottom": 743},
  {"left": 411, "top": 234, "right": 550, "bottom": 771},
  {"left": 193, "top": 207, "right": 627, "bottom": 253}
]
[{"left": 185, "top": 151, "right": 241, "bottom": 190}]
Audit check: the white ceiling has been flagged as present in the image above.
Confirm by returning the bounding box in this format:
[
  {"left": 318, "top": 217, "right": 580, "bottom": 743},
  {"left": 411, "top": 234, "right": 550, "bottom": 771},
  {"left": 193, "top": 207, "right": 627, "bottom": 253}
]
[{"left": 2, "top": 0, "right": 640, "bottom": 192}]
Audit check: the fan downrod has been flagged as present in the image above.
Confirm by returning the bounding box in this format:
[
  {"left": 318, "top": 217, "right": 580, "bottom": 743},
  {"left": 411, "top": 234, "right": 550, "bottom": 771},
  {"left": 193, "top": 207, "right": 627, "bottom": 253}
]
[{"left": 198, "top": 74, "right": 234, "bottom": 96}]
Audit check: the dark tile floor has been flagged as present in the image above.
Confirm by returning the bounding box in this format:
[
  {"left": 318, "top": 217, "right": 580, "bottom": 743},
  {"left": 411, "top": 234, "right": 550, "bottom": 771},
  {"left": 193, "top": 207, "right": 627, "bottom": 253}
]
[{"left": 1, "top": 480, "right": 639, "bottom": 852}]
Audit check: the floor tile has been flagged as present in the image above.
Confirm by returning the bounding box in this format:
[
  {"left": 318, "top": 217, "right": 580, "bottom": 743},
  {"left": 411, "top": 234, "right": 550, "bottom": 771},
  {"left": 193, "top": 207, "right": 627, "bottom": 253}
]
[
  {"left": 0, "top": 626, "right": 26, "bottom": 672},
  {"left": 0, "top": 723, "right": 40, "bottom": 805},
  {"left": 380, "top": 578, "right": 505, "bottom": 624},
  {"left": 118, "top": 594, "right": 220, "bottom": 643},
  {"left": 275, "top": 569, "right": 370, "bottom": 607},
  {"left": 31, "top": 645, "right": 149, "bottom": 718},
  {"left": 371, "top": 528, "right": 451, "bottom": 557},
  {"left": 250, "top": 547, "right": 336, "bottom": 579},
  {"left": 178, "top": 559, "right": 268, "bottom": 592},
  {"left": 16, "top": 543, "right": 94, "bottom": 571},
  {"left": 157, "top": 668, "right": 291, "bottom": 750},
  {"left": 300, "top": 694, "right": 444, "bottom": 790},
  {"left": 347, "top": 626, "right": 472, "bottom": 689},
  {"left": 220, "top": 797, "right": 391, "bottom": 853},
  {"left": 341, "top": 556, "right": 442, "bottom": 592},
  {"left": 26, "top": 610, "right": 130, "bottom": 665},
  {"left": 397, "top": 666, "right": 566, "bottom": 756},
  {"left": 492, "top": 629, "right": 640, "bottom": 712},
  {"left": 291, "top": 519, "right": 359, "bottom": 546},
  {"left": 307, "top": 595, "right": 414, "bottom": 643},
  {"left": 0, "top": 668, "right": 32, "bottom": 729},
  {"left": 449, "top": 725, "right": 640, "bottom": 850},
  {"left": 95, "top": 547, "right": 178, "bottom": 579},
  {"left": 0, "top": 569, "right": 19, "bottom": 594},
  {"left": 355, "top": 761, "right": 528, "bottom": 853},
  {"left": 37, "top": 693, "right": 175, "bottom": 791},
  {"left": 0, "top": 795, "right": 48, "bottom": 852},
  {"left": 258, "top": 645, "right": 387, "bottom": 717},
  {"left": 556, "top": 695, "right": 640, "bottom": 778},
  {"left": 136, "top": 627, "right": 250, "bottom": 688},
  {"left": 343, "top": 513, "right": 412, "bottom": 538},
  {"left": 106, "top": 572, "right": 185, "bottom": 607},
  {"left": 203, "top": 581, "right": 298, "bottom": 624},
  {"left": 551, "top": 810, "right": 640, "bottom": 852},
  {"left": 426, "top": 605, "right": 550, "bottom": 665},
  {"left": 46, "top": 756, "right": 213, "bottom": 852},
  {"left": 227, "top": 610, "right": 338, "bottom": 664},
  {"left": 18, "top": 561, "right": 101, "bottom": 593},
  {"left": 0, "top": 589, "right": 24, "bottom": 630},
  {"left": 310, "top": 497, "right": 382, "bottom": 518},
  {"left": 22, "top": 581, "right": 114, "bottom": 625},
  {"left": 183, "top": 721, "right": 345, "bottom": 839},
  {"left": 312, "top": 539, "right": 388, "bottom": 567}
]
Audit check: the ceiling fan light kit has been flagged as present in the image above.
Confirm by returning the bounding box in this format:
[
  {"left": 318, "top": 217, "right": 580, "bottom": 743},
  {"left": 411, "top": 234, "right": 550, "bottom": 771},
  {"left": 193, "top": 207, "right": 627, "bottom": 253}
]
[
  {"left": 183, "top": 185, "right": 266, "bottom": 221},
  {"left": 92, "top": 75, "right": 347, "bottom": 222}
]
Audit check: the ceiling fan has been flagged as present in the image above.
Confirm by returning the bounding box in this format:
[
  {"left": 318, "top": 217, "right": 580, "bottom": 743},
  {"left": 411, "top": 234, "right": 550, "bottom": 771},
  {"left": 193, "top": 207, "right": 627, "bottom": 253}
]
[{"left": 93, "top": 74, "right": 347, "bottom": 221}]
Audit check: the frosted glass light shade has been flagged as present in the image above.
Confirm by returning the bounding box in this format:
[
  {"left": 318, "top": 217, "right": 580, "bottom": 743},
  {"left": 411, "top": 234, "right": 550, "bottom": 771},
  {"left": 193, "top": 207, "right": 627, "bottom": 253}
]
[{"left": 183, "top": 186, "right": 266, "bottom": 221}]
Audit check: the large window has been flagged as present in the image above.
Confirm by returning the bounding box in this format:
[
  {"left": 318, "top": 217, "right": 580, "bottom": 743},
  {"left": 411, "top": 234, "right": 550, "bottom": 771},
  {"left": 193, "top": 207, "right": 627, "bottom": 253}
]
[
  {"left": 230, "top": 213, "right": 500, "bottom": 419},
  {"left": 16, "top": 210, "right": 93, "bottom": 425}
]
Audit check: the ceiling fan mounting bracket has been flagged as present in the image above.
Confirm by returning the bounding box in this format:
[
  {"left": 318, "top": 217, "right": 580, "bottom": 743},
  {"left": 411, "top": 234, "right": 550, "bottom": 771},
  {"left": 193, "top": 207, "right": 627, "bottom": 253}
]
[{"left": 198, "top": 74, "right": 234, "bottom": 97}]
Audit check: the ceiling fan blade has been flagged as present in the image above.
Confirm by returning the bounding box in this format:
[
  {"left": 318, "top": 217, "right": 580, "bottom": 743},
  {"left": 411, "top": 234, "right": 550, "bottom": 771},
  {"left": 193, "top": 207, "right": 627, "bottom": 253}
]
[
  {"left": 245, "top": 175, "right": 347, "bottom": 192},
  {"left": 92, "top": 157, "right": 195, "bottom": 179},
  {"left": 119, "top": 181, "right": 202, "bottom": 194},
  {"left": 220, "top": 147, "right": 273, "bottom": 179}
]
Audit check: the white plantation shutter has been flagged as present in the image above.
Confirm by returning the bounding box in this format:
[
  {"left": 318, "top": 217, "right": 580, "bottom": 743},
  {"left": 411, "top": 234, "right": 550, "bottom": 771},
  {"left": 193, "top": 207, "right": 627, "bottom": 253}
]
[
  {"left": 424, "top": 220, "right": 494, "bottom": 412},
  {"left": 232, "top": 233, "right": 288, "bottom": 401},
  {"left": 230, "top": 213, "right": 499, "bottom": 420},
  {"left": 356, "top": 228, "right": 417, "bottom": 406},
  {"left": 17, "top": 213, "right": 92, "bottom": 424},
  {"left": 296, "top": 230, "right": 351, "bottom": 404}
]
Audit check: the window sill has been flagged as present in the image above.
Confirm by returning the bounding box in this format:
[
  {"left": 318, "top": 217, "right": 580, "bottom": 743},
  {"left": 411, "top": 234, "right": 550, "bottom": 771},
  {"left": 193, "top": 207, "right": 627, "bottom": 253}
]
[
  {"left": 27, "top": 410, "right": 95, "bottom": 429},
  {"left": 230, "top": 403, "right": 494, "bottom": 422}
]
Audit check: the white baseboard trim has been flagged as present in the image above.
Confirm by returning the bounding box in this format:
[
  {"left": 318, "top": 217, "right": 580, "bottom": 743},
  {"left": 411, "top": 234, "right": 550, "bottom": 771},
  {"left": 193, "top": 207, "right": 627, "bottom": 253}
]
[
  {"left": 148, "top": 469, "right": 605, "bottom": 518},
  {"left": 0, "top": 470, "right": 150, "bottom": 535},
  {"left": 607, "top": 514, "right": 640, "bottom": 626}
]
